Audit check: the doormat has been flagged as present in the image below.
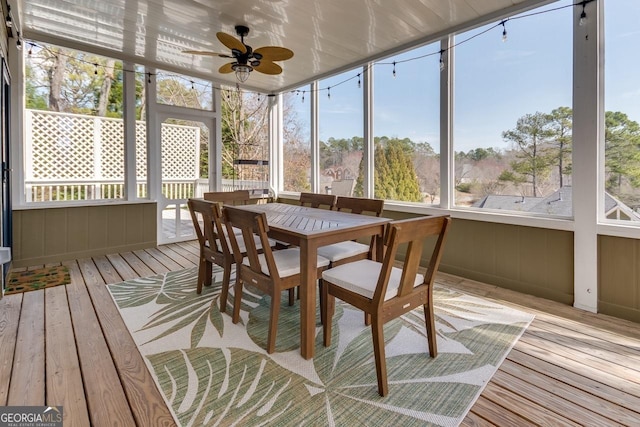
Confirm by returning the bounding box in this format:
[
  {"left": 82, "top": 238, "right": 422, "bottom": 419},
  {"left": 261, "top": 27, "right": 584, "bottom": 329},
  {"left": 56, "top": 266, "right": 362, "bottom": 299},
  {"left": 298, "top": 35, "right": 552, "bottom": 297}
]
[{"left": 4, "top": 265, "right": 71, "bottom": 295}]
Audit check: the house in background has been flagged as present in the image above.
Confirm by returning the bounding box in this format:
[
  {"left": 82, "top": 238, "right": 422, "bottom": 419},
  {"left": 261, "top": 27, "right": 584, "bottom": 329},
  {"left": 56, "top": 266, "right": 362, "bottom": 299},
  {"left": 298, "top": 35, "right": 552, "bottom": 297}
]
[{"left": 475, "top": 186, "right": 640, "bottom": 221}]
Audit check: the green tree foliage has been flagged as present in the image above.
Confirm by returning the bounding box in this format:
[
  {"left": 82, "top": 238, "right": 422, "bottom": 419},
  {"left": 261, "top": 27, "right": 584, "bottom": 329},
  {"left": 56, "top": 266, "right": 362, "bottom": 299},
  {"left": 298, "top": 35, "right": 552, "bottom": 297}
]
[
  {"left": 354, "top": 137, "right": 422, "bottom": 202},
  {"left": 501, "top": 112, "right": 554, "bottom": 197},
  {"left": 546, "top": 106, "right": 573, "bottom": 188},
  {"left": 605, "top": 111, "right": 640, "bottom": 193},
  {"left": 25, "top": 45, "right": 123, "bottom": 116}
]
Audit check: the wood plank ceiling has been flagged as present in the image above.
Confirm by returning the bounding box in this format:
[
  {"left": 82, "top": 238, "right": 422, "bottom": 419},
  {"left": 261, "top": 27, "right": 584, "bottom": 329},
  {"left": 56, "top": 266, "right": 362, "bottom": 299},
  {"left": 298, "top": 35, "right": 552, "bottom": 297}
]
[{"left": 17, "top": 0, "right": 540, "bottom": 93}]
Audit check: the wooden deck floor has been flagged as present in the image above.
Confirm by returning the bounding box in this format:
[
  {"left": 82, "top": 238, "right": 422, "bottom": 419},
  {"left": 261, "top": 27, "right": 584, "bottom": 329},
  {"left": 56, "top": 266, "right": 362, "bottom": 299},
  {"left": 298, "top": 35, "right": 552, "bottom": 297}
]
[{"left": 1, "top": 241, "right": 639, "bottom": 426}]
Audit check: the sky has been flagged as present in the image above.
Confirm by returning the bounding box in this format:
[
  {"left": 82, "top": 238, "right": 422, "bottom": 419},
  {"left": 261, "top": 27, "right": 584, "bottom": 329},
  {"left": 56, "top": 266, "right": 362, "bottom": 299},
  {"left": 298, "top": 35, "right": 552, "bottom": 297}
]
[{"left": 289, "top": 0, "right": 640, "bottom": 154}]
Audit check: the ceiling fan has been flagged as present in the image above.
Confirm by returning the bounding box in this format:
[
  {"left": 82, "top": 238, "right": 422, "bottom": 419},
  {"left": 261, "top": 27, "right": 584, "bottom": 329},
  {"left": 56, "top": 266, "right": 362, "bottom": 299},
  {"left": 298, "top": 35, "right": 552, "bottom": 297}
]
[{"left": 184, "top": 25, "right": 294, "bottom": 82}]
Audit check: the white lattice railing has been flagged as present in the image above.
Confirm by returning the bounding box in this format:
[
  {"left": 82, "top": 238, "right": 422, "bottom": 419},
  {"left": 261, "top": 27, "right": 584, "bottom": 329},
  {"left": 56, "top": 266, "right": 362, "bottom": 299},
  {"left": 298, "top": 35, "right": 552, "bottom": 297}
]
[
  {"left": 24, "top": 110, "right": 202, "bottom": 202},
  {"left": 24, "top": 109, "right": 269, "bottom": 202}
]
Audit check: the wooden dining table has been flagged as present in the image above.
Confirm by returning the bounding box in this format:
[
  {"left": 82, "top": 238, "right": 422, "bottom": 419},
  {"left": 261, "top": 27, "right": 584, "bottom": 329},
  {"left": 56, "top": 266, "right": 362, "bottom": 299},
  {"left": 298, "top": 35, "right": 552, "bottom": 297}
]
[{"left": 233, "top": 202, "right": 391, "bottom": 359}]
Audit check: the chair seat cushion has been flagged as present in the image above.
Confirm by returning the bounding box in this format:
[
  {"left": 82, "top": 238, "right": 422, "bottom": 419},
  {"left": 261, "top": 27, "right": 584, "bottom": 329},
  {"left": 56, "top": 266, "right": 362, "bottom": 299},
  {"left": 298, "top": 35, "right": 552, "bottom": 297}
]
[
  {"left": 244, "top": 248, "right": 330, "bottom": 278},
  {"left": 322, "top": 259, "right": 424, "bottom": 301},
  {"left": 317, "top": 241, "right": 369, "bottom": 262}
]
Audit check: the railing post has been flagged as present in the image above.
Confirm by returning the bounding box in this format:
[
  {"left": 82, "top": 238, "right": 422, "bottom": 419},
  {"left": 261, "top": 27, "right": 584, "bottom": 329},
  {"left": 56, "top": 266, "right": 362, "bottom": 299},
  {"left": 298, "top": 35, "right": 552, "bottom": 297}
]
[{"left": 94, "top": 116, "right": 102, "bottom": 200}]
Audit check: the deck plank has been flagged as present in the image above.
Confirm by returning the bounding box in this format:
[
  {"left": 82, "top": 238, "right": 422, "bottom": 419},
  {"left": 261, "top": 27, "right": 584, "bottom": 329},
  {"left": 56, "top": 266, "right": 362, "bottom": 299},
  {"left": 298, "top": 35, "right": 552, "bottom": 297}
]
[
  {"left": 176, "top": 240, "right": 200, "bottom": 257},
  {"left": 44, "top": 285, "right": 90, "bottom": 427},
  {"left": 467, "top": 395, "right": 536, "bottom": 426},
  {"left": 520, "top": 326, "right": 640, "bottom": 389},
  {"left": 92, "top": 255, "right": 125, "bottom": 285},
  {"left": 481, "top": 382, "right": 581, "bottom": 426},
  {"left": 155, "top": 244, "right": 198, "bottom": 268},
  {"left": 65, "top": 261, "right": 136, "bottom": 426},
  {"left": 491, "top": 368, "right": 618, "bottom": 426},
  {"left": 508, "top": 347, "right": 640, "bottom": 413},
  {"left": 144, "top": 247, "right": 185, "bottom": 271},
  {"left": 77, "top": 258, "right": 176, "bottom": 426},
  {"left": 133, "top": 249, "right": 170, "bottom": 274},
  {"left": 120, "top": 251, "right": 156, "bottom": 278},
  {"left": 0, "top": 294, "right": 22, "bottom": 405},
  {"left": 106, "top": 253, "right": 144, "bottom": 281},
  {"left": 8, "top": 290, "right": 45, "bottom": 406},
  {"left": 164, "top": 242, "right": 200, "bottom": 265},
  {"left": 514, "top": 338, "right": 640, "bottom": 397},
  {"left": 500, "top": 357, "right": 640, "bottom": 424}
]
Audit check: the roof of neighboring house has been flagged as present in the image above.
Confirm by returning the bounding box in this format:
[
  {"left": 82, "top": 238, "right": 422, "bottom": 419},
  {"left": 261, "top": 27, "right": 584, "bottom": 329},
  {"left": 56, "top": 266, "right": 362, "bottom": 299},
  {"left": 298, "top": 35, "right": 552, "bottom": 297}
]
[
  {"left": 473, "top": 195, "right": 544, "bottom": 212},
  {"left": 473, "top": 186, "right": 640, "bottom": 220}
]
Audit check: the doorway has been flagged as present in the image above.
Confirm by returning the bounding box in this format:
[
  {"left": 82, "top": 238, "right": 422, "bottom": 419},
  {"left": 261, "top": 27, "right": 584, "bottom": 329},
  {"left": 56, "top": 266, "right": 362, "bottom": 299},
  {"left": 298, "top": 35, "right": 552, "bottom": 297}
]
[
  {"left": 156, "top": 112, "right": 213, "bottom": 244},
  {"left": 1, "top": 59, "right": 11, "bottom": 280}
]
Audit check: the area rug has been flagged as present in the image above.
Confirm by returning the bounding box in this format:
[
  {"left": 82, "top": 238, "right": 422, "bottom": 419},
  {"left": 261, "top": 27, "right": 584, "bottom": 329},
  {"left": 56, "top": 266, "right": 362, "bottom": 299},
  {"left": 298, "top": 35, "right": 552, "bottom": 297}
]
[
  {"left": 4, "top": 265, "right": 71, "bottom": 295},
  {"left": 108, "top": 267, "right": 534, "bottom": 427}
]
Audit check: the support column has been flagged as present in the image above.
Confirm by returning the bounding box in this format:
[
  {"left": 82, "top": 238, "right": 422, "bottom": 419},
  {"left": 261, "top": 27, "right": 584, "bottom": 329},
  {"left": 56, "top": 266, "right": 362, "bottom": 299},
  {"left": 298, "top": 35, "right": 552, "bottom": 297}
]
[{"left": 572, "top": 0, "right": 602, "bottom": 312}]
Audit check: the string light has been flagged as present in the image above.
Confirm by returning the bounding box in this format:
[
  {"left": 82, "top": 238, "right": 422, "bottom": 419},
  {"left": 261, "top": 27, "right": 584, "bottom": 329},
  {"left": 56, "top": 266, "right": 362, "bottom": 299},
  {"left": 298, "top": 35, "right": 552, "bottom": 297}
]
[
  {"left": 21, "top": 0, "right": 587, "bottom": 101},
  {"left": 579, "top": 1, "right": 587, "bottom": 26},
  {"left": 94, "top": 63, "right": 98, "bottom": 75}
]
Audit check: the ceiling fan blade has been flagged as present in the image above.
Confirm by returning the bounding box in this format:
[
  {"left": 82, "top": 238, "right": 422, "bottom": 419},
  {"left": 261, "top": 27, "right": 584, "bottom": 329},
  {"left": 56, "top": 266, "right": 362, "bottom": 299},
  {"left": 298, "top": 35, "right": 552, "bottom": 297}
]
[
  {"left": 254, "top": 46, "right": 294, "bottom": 61},
  {"left": 254, "top": 61, "right": 282, "bottom": 75},
  {"left": 217, "top": 32, "right": 247, "bottom": 54},
  {"left": 183, "top": 50, "right": 232, "bottom": 58},
  {"left": 219, "top": 63, "right": 235, "bottom": 74}
]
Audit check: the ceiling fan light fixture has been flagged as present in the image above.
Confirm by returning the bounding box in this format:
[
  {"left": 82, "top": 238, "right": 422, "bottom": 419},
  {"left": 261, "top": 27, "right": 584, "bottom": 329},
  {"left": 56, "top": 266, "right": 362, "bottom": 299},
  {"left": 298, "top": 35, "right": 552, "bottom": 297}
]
[{"left": 232, "top": 64, "right": 252, "bottom": 82}]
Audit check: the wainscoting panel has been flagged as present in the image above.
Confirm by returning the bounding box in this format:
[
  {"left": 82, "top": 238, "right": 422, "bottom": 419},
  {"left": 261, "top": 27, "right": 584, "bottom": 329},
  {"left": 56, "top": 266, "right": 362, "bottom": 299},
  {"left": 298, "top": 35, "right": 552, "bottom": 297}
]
[{"left": 13, "top": 203, "right": 157, "bottom": 267}]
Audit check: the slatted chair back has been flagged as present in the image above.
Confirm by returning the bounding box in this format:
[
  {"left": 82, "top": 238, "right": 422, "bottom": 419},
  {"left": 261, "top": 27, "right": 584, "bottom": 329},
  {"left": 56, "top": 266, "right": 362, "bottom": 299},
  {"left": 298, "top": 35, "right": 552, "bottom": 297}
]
[
  {"left": 299, "top": 192, "right": 336, "bottom": 209},
  {"left": 223, "top": 207, "right": 280, "bottom": 283},
  {"left": 335, "top": 196, "right": 384, "bottom": 217},
  {"left": 187, "top": 198, "right": 227, "bottom": 294},
  {"left": 321, "top": 214, "right": 451, "bottom": 396},
  {"left": 204, "top": 190, "right": 252, "bottom": 206}
]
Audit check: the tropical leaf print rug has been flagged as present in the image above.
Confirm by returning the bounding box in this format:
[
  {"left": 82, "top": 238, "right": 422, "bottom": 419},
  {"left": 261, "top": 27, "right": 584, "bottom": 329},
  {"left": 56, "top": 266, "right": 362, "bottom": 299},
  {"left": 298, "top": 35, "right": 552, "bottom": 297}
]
[{"left": 108, "top": 267, "right": 533, "bottom": 427}]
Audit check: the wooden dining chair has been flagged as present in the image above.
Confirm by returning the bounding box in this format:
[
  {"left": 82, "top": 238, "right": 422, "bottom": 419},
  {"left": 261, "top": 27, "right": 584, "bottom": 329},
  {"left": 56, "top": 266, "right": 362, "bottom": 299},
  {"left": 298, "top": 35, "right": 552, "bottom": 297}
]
[
  {"left": 321, "top": 215, "right": 451, "bottom": 396},
  {"left": 187, "top": 198, "right": 230, "bottom": 297},
  {"left": 299, "top": 192, "right": 337, "bottom": 209},
  {"left": 188, "top": 198, "right": 268, "bottom": 313},
  {"left": 223, "top": 206, "right": 331, "bottom": 354},
  {"left": 318, "top": 196, "right": 385, "bottom": 266},
  {"left": 204, "top": 189, "right": 252, "bottom": 206},
  {"left": 316, "top": 196, "right": 385, "bottom": 324}
]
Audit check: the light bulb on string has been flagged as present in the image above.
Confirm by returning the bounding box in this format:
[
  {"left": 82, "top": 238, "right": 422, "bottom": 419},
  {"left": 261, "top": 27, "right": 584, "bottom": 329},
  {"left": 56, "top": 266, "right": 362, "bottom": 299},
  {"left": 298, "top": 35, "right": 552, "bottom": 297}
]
[
  {"left": 327, "top": 86, "right": 331, "bottom": 100},
  {"left": 94, "top": 63, "right": 98, "bottom": 75},
  {"left": 301, "top": 91, "right": 305, "bottom": 103},
  {"left": 501, "top": 21, "right": 508, "bottom": 42},
  {"left": 439, "top": 50, "right": 445, "bottom": 72},
  {"left": 579, "top": 2, "right": 587, "bottom": 26},
  {"left": 392, "top": 61, "right": 396, "bottom": 78},
  {"left": 357, "top": 73, "right": 361, "bottom": 88}
]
